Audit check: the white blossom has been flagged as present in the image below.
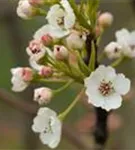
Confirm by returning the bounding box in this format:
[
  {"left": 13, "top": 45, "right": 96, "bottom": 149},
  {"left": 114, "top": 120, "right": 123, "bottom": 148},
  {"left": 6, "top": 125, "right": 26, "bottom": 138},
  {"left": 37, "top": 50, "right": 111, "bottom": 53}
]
[
  {"left": 11, "top": 67, "right": 33, "bottom": 92},
  {"left": 84, "top": 65, "right": 130, "bottom": 111},
  {"left": 32, "top": 107, "right": 62, "bottom": 148},
  {"left": 104, "top": 42, "right": 122, "bottom": 59},
  {"left": 115, "top": 28, "right": 135, "bottom": 58},
  {"left": 46, "top": 0, "right": 76, "bottom": 30},
  {"left": 17, "top": 0, "right": 34, "bottom": 19},
  {"left": 34, "top": 87, "right": 53, "bottom": 105}
]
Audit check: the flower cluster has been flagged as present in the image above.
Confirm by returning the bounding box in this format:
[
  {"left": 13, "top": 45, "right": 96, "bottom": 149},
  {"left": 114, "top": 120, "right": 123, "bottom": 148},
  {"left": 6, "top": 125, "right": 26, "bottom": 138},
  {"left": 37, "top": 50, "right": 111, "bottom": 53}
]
[{"left": 11, "top": 0, "right": 134, "bottom": 148}]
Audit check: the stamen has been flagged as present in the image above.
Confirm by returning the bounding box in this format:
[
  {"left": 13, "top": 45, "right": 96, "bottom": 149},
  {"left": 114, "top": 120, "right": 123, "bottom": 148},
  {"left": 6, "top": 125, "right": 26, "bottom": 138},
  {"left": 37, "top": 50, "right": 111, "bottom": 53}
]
[{"left": 98, "top": 80, "right": 114, "bottom": 96}]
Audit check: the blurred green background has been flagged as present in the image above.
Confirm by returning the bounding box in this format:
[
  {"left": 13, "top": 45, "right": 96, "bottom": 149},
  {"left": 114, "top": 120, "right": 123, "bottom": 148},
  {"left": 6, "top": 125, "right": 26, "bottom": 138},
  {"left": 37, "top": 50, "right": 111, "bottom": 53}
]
[{"left": 0, "top": 0, "right": 135, "bottom": 149}]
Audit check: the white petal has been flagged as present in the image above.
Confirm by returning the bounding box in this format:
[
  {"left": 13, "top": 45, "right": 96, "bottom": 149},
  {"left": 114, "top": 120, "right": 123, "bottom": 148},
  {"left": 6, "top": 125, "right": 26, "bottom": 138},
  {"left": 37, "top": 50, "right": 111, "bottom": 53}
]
[
  {"left": 95, "top": 65, "right": 116, "bottom": 81},
  {"left": 34, "top": 24, "right": 69, "bottom": 40},
  {"left": 103, "top": 93, "right": 122, "bottom": 111},
  {"left": 32, "top": 115, "right": 48, "bottom": 133},
  {"left": 113, "top": 74, "right": 131, "bottom": 95},
  {"left": 29, "top": 58, "right": 43, "bottom": 71},
  {"left": 39, "top": 117, "right": 62, "bottom": 149},
  {"left": 115, "top": 28, "right": 130, "bottom": 45},
  {"left": 64, "top": 13, "right": 76, "bottom": 29},
  {"left": 37, "top": 107, "right": 57, "bottom": 117},
  {"left": 85, "top": 87, "right": 105, "bottom": 108}
]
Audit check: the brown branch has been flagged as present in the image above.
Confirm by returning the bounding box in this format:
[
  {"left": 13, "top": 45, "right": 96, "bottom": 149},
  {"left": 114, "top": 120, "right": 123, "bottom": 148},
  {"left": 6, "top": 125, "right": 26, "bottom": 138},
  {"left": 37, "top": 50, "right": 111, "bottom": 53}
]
[{"left": 0, "top": 88, "right": 91, "bottom": 150}]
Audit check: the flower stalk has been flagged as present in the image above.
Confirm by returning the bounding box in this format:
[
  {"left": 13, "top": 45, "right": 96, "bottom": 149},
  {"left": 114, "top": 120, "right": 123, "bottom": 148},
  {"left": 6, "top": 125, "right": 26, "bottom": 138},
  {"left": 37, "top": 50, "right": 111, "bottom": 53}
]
[{"left": 58, "top": 88, "right": 85, "bottom": 121}]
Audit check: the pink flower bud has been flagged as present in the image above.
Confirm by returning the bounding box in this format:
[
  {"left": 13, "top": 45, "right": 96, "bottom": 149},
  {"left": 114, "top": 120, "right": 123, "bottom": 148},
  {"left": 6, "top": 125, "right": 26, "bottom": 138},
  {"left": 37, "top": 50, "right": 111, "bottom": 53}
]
[
  {"left": 65, "top": 30, "right": 86, "bottom": 50},
  {"left": 41, "top": 34, "right": 53, "bottom": 46},
  {"left": 34, "top": 87, "right": 53, "bottom": 105},
  {"left": 29, "top": 0, "right": 45, "bottom": 6},
  {"left": 54, "top": 45, "right": 69, "bottom": 61},
  {"left": 98, "top": 12, "right": 113, "bottom": 28},
  {"left": 39, "top": 66, "right": 53, "bottom": 77},
  {"left": 22, "top": 67, "right": 33, "bottom": 81}
]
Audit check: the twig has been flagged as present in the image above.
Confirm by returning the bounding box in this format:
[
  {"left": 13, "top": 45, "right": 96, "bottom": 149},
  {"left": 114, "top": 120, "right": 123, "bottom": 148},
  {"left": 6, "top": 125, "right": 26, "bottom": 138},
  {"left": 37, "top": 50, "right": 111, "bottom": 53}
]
[{"left": 0, "top": 89, "right": 91, "bottom": 150}]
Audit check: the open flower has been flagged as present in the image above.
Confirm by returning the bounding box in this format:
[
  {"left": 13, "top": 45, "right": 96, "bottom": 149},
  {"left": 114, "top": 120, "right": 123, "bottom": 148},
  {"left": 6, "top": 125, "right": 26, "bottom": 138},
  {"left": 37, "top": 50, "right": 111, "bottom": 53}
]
[
  {"left": 115, "top": 28, "right": 135, "bottom": 58},
  {"left": 34, "top": 87, "right": 53, "bottom": 105},
  {"left": 46, "top": 0, "right": 76, "bottom": 30},
  {"left": 11, "top": 67, "right": 33, "bottom": 92},
  {"left": 26, "top": 39, "right": 46, "bottom": 61},
  {"left": 84, "top": 65, "right": 130, "bottom": 111},
  {"left": 17, "top": 0, "right": 35, "bottom": 19},
  {"left": 105, "top": 29, "right": 135, "bottom": 59},
  {"left": 65, "top": 30, "right": 86, "bottom": 50},
  {"left": 32, "top": 107, "right": 62, "bottom": 148}
]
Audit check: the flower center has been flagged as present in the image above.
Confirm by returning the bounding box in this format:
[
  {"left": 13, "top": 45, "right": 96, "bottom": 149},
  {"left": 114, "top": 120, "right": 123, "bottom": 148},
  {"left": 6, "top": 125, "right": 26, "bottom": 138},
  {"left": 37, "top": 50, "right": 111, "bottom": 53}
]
[
  {"left": 98, "top": 80, "right": 114, "bottom": 96},
  {"left": 57, "top": 17, "right": 64, "bottom": 26},
  {"left": 44, "top": 118, "right": 53, "bottom": 134}
]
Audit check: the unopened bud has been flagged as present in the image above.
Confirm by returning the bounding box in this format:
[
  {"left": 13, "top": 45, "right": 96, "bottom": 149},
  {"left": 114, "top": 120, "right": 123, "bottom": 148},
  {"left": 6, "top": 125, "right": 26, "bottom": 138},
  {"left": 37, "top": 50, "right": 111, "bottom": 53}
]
[
  {"left": 29, "top": 0, "right": 45, "bottom": 6},
  {"left": 104, "top": 42, "right": 122, "bottom": 59},
  {"left": 17, "top": 0, "right": 36, "bottom": 19},
  {"left": 39, "top": 66, "right": 53, "bottom": 77},
  {"left": 98, "top": 12, "right": 113, "bottom": 28},
  {"left": 54, "top": 45, "right": 69, "bottom": 61},
  {"left": 22, "top": 67, "right": 34, "bottom": 81},
  {"left": 34, "top": 87, "right": 53, "bottom": 105},
  {"left": 65, "top": 30, "right": 86, "bottom": 50},
  {"left": 41, "top": 34, "right": 53, "bottom": 46}
]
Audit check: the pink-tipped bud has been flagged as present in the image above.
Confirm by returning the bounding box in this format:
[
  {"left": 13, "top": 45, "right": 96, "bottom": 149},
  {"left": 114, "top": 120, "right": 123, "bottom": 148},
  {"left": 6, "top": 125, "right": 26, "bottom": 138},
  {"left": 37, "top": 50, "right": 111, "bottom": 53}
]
[
  {"left": 41, "top": 34, "right": 53, "bottom": 46},
  {"left": 98, "top": 12, "right": 113, "bottom": 28},
  {"left": 39, "top": 66, "right": 53, "bottom": 77},
  {"left": 29, "top": 0, "right": 45, "bottom": 6},
  {"left": 34, "top": 87, "right": 53, "bottom": 105},
  {"left": 22, "top": 67, "right": 33, "bottom": 81},
  {"left": 54, "top": 45, "right": 69, "bottom": 61}
]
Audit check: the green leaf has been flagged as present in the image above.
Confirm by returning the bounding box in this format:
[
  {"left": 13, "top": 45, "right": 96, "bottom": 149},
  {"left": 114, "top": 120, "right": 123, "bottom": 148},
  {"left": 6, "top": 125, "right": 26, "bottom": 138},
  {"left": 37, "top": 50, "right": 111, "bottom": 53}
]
[
  {"left": 88, "top": 41, "right": 96, "bottom": 71},
  {"left": 87, "top": 0, "right": 100, "bottom": 27},
  {"left": 68, "top": 0, "right": 91, "bottom": 29}
]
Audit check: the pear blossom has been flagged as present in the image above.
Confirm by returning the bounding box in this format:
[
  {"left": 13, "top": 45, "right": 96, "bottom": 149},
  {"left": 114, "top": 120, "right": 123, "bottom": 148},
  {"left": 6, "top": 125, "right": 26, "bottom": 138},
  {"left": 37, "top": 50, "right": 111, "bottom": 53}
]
[
  {"left": 84, "top": 65, "right": 130, "bottom": 111},
  {"left": 54, "top": 45, "right": 69, "bottom": 60},
  {"left": 34, "top": 87, "right": 53, "bottom": 105},
  {"left": 17, "top": 0, "right": 35, "bottom": 19},
  {"left": 11, "top": 67, "right": 33, "bottom": 92},
  {"left": 32, "top": 107, "right": 62, "bottom": 148},
  {"left": 26, "top": 39, "right": 46, "bottom": 61},
  {"left": 115, "top": 28, "right": 135, "bottom": 58},
  {"left": 46, "top": 0, "right": 76, "bottom": 30},
  {"left": 104, "top": 42, "right": 122, "bottom": 59},
  {"left": 98, "top": 12, "right": 113, "bottom": 28},
  {"left": 65, "top": 30, "right": 86, "bottom": 50}
]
